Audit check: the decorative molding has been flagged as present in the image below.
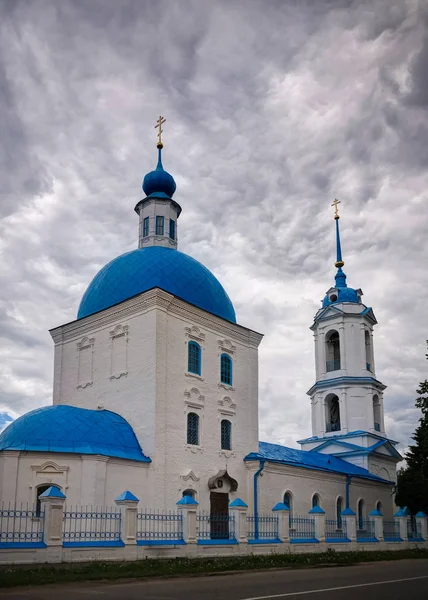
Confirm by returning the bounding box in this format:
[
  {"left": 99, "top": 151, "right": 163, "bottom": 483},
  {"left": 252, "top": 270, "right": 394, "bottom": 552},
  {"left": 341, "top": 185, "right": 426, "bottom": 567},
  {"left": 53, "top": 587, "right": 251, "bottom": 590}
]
[
  {"left": 109, "top": 324, "right": 129, "bottom": 339},
  {"left": 109, "top": 372, "right": 128, "bottom": 380},
  {"left": 184, "top": 387, "right": 205, "bottom": 408},
  {"left": 185, "top": 372, "right": 204, "bottom": 382},
  {"left": 218, "top": 449, "right": 235, "bottom": 458},
  {"left": 77, "top": 381, "right": 93, "bottom": 389},
  {"left": 77, "top": 336, "right": 94, "bottom": 389},
  {"left": 110, "top": 324, "right": 128, "bottom": 380},
  {"left": 181, "top": 470, "right": 200, "bottom": 482},
  {"left": 185, "top": 444, "right": 204, "bottom": 455},
  {"left": 77, "top": 336, "right": 95, "bottom": 351},
  {"left": 218, "top": 383, "right": 235, "bottom": 392},
  {"left": 31, "top": 461, "right": 69, "bottom": 474},
  {"left": 185, "top": 325, "right": 205, "bottom": 343},
  {"left": 218, "top": 338, "right": 236, "bottom": 355},
  {"left": 218, "top": 396, "right": 236, "bottom": 414}
]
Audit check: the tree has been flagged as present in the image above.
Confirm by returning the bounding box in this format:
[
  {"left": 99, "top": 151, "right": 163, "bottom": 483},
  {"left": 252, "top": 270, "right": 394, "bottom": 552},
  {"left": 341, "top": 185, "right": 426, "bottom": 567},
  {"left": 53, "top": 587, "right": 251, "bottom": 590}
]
[{"left": 395, "top": 341, "right": 428, "bottom": 515}]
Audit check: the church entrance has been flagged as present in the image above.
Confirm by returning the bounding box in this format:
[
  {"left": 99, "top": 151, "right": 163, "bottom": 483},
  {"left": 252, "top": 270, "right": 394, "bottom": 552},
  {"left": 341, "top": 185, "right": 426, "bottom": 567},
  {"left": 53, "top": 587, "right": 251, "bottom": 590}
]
[{"left": 210, "top": 491, "right": 229, "bottom": 539}]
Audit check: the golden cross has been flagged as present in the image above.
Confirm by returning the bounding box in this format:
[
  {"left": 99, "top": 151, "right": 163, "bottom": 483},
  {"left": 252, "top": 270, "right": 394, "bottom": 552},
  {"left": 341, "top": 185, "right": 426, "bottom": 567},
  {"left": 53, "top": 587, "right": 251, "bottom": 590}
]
[
  {"left": 331, "top": 198, "right": 341, "bottom": 219},
  {"left": 155, "top": 115, "right": 166, "bottom": 148}
]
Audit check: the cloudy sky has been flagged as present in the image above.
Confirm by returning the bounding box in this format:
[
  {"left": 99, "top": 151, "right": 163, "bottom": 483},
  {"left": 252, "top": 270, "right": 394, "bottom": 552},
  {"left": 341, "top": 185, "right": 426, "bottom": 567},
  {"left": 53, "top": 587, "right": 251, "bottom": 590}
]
[{"left": 1, "top": 0, "right": 427, "bottom": 458}]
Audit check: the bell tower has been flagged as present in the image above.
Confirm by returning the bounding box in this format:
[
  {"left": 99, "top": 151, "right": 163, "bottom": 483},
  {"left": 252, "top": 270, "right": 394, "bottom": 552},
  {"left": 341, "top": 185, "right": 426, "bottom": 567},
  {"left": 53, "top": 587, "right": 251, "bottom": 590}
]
[{"left": 299, "top": 201, "right": 401, "bottom": 479}]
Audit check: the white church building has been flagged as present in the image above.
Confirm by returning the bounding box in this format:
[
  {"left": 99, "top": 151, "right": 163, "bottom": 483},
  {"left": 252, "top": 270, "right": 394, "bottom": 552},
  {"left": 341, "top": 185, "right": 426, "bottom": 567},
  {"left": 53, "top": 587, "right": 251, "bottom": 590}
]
[{"left": 0, "top": 128, "right": 402, "bottom": 529}]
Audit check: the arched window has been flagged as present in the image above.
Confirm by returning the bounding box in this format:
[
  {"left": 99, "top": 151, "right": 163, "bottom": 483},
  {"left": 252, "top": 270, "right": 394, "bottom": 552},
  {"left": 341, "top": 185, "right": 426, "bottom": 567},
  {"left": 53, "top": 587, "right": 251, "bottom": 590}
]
[
  {"left": 182, "top": 489, "right": 196, "bottom": 499},
  {"left": 187, "top": 412, "right": 199, "bottom": 445},
  {"left": 325, "top": 330, "right": 341, "bottom": 372},
  {"left": 312, "top": 494, "right": 320, "bottom": 509},
  {"left": 357, "top": 499, "right": 365, "bottom": 530},
  {"left": 373, "top": 395, "right": 381, "bottom": 432},
  {"left": 365, "top": 330, "right": 372, "bottom": 371},
  {"left": 220, "top": 419, "right": 232, "bottom": 450},
  {"left": 188, "top": 342, "right": 201, "bottom": 375},
  {"left": 220, "top": 354, "right": 232, "bottom": 386},
  {"left": 36, "top": 484, "right": 52, "bottom": 516},
  {"left": 283, "top": 491, "right": 293, "bottom": 525},
  {"left": 325, "top": 394, "right": 341, "bottom": 432},
  {"left": 336, "top": 497, "right": 343, "bottom": 528},
  {"left": 376, "top": 501, "right": 382, "bottom": 514}
]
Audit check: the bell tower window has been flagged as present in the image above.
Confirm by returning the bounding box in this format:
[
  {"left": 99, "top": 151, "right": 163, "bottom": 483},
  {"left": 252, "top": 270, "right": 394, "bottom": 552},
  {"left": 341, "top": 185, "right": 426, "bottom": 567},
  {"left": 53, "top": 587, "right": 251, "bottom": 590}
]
[
  {"left": 365, "top": 330, "right": 372, "bottom": 371},
  {"left": 373, "top": 395, "right": 381, "bottom": 432},
  {"left": 143, "top": 216, "right": 149, "bottom": 237},
  {"left": 169, "top": 219, "right": 176, "bottom": 240},
  {"left": 325, "top": 330, "right": 341, "bottom": 372},
  {"left": 156, "top": 216, "right": 164, "bottom": 235},
  {"left": 326, "top": 393, "right": 341, "bottom": 432}
]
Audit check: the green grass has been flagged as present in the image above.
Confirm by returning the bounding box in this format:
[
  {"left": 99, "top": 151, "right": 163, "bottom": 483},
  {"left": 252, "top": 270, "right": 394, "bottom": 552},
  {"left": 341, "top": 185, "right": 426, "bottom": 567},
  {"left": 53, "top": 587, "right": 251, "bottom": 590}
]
[{"left": 0, "top": 548, "right": 427, "bottom": 588}]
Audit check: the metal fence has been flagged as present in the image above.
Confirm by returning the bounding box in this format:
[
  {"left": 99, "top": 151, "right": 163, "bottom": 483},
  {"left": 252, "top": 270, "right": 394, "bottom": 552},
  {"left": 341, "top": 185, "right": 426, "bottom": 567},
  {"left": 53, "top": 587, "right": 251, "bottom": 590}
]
[
  {"left": 325, "top": 518, "right": 348, "bottom": 541},
  {"left": 247, "top": 514, "right": 279, "bottom": 540},
  {"left": 289, "top": 516, "right": 316, "bottom": 541},
  {"left": 356, "top": 519, "right": 376, "bottom": 541},
  {"left": 407, "top": 519, "right": 423, "bottom": 541},
  {"left": 137, "top": 509, "right": 183, "bottom": 542},
  {"left": 0, "top": 503, "right": 44, "bottom": 546},
  {"left": 196, "top": 511, "right": 235, "bottom": 541},
  {"left": 62, "top": 506, "right": 121, "bottom": 545},
  {"left": 383, "top": 520, "right": 401, "bottom": 541}
]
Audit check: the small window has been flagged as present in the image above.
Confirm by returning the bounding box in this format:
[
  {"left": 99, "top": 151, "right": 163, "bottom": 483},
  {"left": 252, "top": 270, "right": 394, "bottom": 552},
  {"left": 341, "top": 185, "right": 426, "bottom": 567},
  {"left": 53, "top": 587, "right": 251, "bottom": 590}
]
[
  {"left": 220, "top": 354, "right": 232, "bottom": 386},
  {"left": 336, "top": 497, "right": 343, "bottom": 528},
  {"left": 283, "top": 491, "right": 293, "bottom": 525},
  {"left": 221, "top": 419, "right": 232, "bottom": 450},
  {"left": 143, "top": 216, "right": 149, "bottom": 237},
  {"left": 36, "top": 484, "right": 52, "bottom": 516},
  {"left": 188, "top": 342, "right": 201, "bottom": 375},
  {"left": 156, "top": 216, "right": 164, "bottom": 235},
  {"left": 182, "top": 489, "right": 195, "bottom": 499},
  {"left": 312, "top": 494, "right": 320, "bottom": 509},
  {"left": 187, "top": 412, "right": 199, "bottom": 445},
  {"left": 357, "top": 499, "right": 365, "bottom": 530},
  {"left": 169, "top": 219, "right": 176, "bottom": 240},
  {"left": 376, "top": 501, "right": 382, "bottom": 513}
]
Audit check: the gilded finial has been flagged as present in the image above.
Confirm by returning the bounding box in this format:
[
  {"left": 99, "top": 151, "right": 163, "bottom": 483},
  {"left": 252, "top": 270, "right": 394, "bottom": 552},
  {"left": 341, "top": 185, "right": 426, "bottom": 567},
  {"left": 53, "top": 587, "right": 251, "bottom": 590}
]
[
  {"left": 331, "top": 198, "right": 341, "bottom": 220},
  {"left": 155, "top": 115, "right": 166, "bottom": 149}
]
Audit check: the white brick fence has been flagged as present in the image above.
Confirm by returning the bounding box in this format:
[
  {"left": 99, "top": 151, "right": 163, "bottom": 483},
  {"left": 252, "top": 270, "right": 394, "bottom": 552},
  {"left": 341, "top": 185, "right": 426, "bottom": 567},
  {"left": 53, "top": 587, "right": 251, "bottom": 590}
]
[{"left": 0, "top": 488, "right": 427, "bottom": 565}]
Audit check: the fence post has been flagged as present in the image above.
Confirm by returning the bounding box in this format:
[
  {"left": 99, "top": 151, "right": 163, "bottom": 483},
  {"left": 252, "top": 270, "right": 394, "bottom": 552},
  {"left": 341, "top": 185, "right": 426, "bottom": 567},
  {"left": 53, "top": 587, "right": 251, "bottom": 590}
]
[
  {"left": 368, "top": 509, "right": 383, "bottom": 541},
  {"left": 341, "top": 508, "right": 357, "bottom": 542},
  {"left": 309, "top": 505, "right": 325, "bottom": 542},
  {"left": 39, "top": 485, "right": 66, "bottom": 546},
  {"left": 272, "top": 502, "right": 289, "bottom": 543},
  {"left": 229, "top": 498, "right": 248, "bottom": 544},
  {"left": 394, "top": 508, "right": 408, "bottom": 542},
  {"left": 115, "top": 491, "right": 139, "bottom": 544},
  {"left": 176, "top": 495, "right": 198, "bottom": 544},
  {"left": 416, "top": 512, "right": 428, "bottom": 540}
]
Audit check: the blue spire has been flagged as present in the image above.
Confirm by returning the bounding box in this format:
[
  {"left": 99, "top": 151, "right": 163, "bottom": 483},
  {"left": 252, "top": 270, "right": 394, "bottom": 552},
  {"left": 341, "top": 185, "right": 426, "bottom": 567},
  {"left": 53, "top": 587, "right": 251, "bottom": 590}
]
[
  {"left": 142, "top": 146, "right": 177, "bottom": 199},
  {"left": 333, "top": 207, "right": 347, "bottom": 288}
]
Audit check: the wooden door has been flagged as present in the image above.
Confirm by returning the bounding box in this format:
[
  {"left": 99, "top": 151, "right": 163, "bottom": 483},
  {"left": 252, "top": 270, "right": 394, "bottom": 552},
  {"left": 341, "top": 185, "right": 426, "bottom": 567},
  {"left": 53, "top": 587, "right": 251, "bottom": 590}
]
[{"left": 210, "top": 492, "right": 229, "bottom": 539}]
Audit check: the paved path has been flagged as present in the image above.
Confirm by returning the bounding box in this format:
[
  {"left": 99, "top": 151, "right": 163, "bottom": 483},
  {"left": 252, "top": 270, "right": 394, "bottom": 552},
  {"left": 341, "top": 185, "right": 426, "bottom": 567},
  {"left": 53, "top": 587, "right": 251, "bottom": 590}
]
[{"left": 1, "top": 559, "right": 428, "bottom": 599}]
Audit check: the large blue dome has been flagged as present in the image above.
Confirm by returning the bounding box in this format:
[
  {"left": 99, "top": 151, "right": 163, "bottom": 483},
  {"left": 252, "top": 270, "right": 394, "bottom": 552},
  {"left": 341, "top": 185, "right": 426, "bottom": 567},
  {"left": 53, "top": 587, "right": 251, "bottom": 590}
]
[
  {"left": 0, "top": 406, "right": 150, "bottom": 462},
  {"left": 78, "top": 246, "right": 236, "bottom": 322}
]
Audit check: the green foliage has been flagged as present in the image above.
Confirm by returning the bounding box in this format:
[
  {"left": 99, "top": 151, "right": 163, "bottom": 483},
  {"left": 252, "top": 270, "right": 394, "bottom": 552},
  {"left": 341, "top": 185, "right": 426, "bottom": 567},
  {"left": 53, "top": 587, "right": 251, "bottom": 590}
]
[
  {"left": 395, "top": 341, "right": 428, "bottom": 514},
  {"left": 0, "top": 549, "right": 428, "bottom": 588}
]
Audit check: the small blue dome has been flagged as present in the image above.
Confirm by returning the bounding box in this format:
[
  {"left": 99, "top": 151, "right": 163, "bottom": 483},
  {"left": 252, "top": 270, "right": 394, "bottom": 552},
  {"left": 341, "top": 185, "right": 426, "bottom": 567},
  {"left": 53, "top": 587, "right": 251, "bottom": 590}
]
[
  {"left": 0, "top": 406, "right": 150, "bottom": 462},
  {"left": 322, "top": 266, "right": 360, "bottom": 307},
  {"left": 78, "top": 246, "right": 236, "bottom": 322},
  {"left": 142, "top": 148, "right": 176, "bottom": 199}
]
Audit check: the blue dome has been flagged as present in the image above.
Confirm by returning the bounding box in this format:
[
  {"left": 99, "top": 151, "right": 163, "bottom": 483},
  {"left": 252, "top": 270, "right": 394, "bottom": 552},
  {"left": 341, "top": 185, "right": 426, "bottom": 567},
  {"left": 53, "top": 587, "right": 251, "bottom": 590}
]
[
  {"left": 142, "top": 148, "right": 176, "bottom": 199},
  {"left": 322, "top": 267, "right": 360, "bottom": 307},
  {"left": 0, "top": 406, "right": 150, "bottom": 462},
  {"left": 78, "top": 246, "right": 236, "bottom": 322}
]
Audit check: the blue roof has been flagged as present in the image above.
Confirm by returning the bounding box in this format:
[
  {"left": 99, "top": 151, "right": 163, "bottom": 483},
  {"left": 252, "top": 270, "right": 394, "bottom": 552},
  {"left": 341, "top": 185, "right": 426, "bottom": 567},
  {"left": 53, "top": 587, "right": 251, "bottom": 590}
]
[
  {"left": 245, "top": 442, "right": 393, "bottom": 483},
  {"left": 0, "top": 406, "right": 150, "bottom": 463},
  {"left": 77, "top": 246, "right": 236, "bottom": 323}
]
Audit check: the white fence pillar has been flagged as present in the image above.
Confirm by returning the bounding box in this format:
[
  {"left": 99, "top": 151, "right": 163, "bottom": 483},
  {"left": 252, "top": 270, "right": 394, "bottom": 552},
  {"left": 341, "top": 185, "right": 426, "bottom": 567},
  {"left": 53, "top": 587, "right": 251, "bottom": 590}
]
[
  {"left": 39, "top": 486, "right": 66, "bottom": 547},
  {"left": 115, "top": 491, "right": 139, "bottom": 545},
  {"left": 341, "top": 508, "right": 357, "bottom": 542},
  {"left": 229, "top": 498, "right": 248, "bottom": 544},
  {"left": 394, "top": 508, "right": 408, "bottom": 542},
  {"left": 176, "top": 495, "right": 198, "bottom": 544},
  {"left": 368, "top": 509, "right": 383, "bottom": 541},
  {"left": 272, "top": 502, "right": 289, "bottom": 543},
  {"left": 309, "top": 506, "right": 325, "bottom": 542},
  {"left": 416, "top": 512, "right": 428, "bottom": 540}
]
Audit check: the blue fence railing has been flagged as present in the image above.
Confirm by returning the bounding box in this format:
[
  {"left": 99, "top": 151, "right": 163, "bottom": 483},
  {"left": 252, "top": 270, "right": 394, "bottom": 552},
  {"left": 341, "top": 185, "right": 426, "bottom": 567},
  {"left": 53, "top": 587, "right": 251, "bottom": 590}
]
[
  {"left": 325, "top": 518, "right": 348, "bottom": 541},
  {"left": 247, "top": 514, "right": 279, "bottom": 540},
  {"left": 407, "top": 520, "right": 423, "bottom": 541},
  {"left": 196, "top": 511, "right": 235, "bottom": 541},
  {"left": 289, "top": 516, "right": 316, "bottom": 542},
  {"left": 137, "top": 509, "right": 183, "bottom": 543},
  {"left": 62, "top": 506, "right": 122, "bottom": 546},
  {"left": 357, "top": 519, "right": 376, "bottom": 541},
  {"left": 383, "top": 520, "right": 401, "bottom": 541},
  {"left": 0, "top": 503, "right": 45, "bottom": 546}
]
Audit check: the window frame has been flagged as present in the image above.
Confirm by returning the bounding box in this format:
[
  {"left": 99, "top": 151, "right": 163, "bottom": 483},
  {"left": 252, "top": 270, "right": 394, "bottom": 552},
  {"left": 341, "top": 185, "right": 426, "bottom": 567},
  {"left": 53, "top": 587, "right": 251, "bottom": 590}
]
[
  {"left": 156, "top": 215, "right": 164, "bottom": 236},
  {"left": 188, "top": 341, "right": 201, "bottom": 375},
  {"left": 220, "top": 419, "right": 232, "bottom": 450},
  {"left": 169, "top": 218, "right": 176, "bottom": 240},
  {"left": 143, "top": 216, "right": 149, "bottom": 237},
  {"left": 220, "top": 353, "right": 233, "bottom": 386},
  {"left": 187, "top": 412, "right": 200, "bottom": 446}
]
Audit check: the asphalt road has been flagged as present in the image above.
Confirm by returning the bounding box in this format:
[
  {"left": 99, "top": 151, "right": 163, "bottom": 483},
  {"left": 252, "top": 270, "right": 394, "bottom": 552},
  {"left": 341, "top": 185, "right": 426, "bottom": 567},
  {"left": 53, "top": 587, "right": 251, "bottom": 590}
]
[{"left": 1, "top": 559, "right": 428, "bottom": 600}]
